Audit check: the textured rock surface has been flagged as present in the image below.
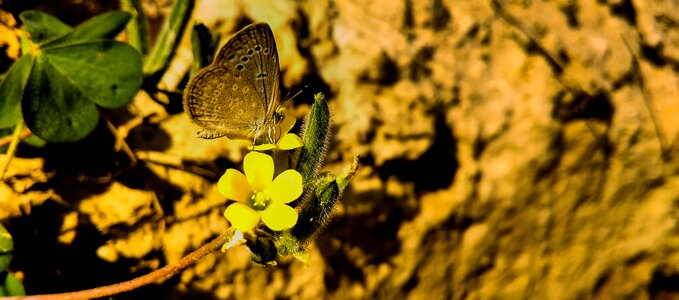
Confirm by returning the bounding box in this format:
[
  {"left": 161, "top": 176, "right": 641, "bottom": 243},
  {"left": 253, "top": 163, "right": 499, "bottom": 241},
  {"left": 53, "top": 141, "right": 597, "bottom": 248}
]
[{"left": 1, "top": 0, "right": 679, "bottom": 299}]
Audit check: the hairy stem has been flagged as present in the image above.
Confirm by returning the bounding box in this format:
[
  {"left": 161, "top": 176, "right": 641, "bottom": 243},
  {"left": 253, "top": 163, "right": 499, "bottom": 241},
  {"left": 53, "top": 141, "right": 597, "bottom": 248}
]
[{"left": 5, "top": 233, "right": 229, "bottom": 300}]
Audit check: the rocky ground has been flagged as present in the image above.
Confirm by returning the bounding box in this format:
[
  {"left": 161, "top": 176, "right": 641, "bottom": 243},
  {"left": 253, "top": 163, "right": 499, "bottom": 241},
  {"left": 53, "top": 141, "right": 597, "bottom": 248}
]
[{"left": 1, "top": 0, "right": 679, "bottom": 299}]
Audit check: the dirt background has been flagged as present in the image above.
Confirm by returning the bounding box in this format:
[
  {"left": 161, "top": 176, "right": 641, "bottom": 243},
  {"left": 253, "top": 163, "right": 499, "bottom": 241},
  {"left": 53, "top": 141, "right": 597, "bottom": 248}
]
[{"left": 1, "top": 0, "right": 679, "bottom": 299}]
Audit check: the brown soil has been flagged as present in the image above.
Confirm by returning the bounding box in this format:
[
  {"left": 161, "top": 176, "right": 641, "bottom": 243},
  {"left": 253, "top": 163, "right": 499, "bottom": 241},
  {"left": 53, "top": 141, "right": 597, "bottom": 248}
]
[{"left": 2, "top": 0, "right": 679, "bottom": 299}]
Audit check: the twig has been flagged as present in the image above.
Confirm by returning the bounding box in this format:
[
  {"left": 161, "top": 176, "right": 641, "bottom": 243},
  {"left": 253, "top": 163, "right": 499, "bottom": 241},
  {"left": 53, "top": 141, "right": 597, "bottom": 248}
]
[
  {"left": 622, "top": 37, "right": 670, "bottom": 162},
  {"left": 491, "top": 0, "right": 567, "bottom": 76},
  {"left": 136, "top": 150, "right": 221, "bottom": 179},
  {"left": 4, "top": 233, "right": 229, "bottom": 300},
  {"left": 103, "top": 116, "right": 138, "bottom": 168}
]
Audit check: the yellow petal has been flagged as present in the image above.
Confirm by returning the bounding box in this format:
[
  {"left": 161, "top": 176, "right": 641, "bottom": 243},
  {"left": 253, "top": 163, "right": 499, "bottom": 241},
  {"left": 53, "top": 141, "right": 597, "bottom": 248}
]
[
  {"left": 250, "top": 144, "right": 276, "bottom": 151},
  {"left": 261, "top": 203, "right": 298, "bottom": 231},
  {"left": 224, "top": 202, "right": 260, "bottom": 232},
  {"left": 265, "top": 169, "right": 303, "bottom": 204},
  {"left": 277, "top": 133, "right": 303, "bottom": 150},
  {"left": 244, "top": 151, "right": 273, "bottom": 191},
  {"left": 280, "top": 109, "right": 296, "bottom": 134},
  {"left": 217, "top": 169, "right": 251, "bottom": 202}
]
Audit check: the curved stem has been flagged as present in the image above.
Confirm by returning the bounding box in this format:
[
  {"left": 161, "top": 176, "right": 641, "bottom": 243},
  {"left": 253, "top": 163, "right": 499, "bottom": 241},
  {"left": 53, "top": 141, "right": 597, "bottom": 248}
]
[
  {"left": 6, "top": 233, "right": 229, "bottom": 300},
  {"left": 0, "top": 122, "right": 25, "bottom": 180}
]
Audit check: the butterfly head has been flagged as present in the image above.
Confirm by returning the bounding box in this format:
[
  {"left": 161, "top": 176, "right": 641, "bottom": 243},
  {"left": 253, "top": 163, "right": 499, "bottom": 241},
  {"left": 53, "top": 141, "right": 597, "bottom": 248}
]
[{"left": 252, "top": 107, "right": 288, "bottom": 145}]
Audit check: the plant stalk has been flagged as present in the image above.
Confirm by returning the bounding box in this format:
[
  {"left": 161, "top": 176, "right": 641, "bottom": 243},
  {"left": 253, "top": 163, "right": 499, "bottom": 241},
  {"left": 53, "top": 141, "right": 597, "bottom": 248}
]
[
  {"left": 0, "top": 122, "right": 24, "bottom": 180},
  {"left": 3, "top": 233, "right": 229, "bottom": 300}
]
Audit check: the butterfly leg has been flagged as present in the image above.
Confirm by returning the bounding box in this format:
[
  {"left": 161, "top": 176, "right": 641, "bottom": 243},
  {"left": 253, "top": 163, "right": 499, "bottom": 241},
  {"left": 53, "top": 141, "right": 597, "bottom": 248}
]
[{"left": 267, "top": 125, "right": 278, "bottom": 144}]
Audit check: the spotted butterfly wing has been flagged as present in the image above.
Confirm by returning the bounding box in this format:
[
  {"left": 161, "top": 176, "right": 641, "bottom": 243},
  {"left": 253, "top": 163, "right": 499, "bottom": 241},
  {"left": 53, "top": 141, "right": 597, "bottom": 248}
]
[
  {"left": 184, "top": 66, "right": 265, "bottom": 139},
  {"left": 184, "top": 22, "right": 281, "bottom": 140},
  {"left": 216, "top": 23, "right": 281, "bottom": 121}
]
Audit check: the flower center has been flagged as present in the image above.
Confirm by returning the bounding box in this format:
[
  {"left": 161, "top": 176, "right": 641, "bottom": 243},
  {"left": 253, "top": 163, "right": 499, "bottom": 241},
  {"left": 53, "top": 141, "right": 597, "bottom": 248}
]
[{"left": 251, "top": 191, "right": 269, "bottom": 210}]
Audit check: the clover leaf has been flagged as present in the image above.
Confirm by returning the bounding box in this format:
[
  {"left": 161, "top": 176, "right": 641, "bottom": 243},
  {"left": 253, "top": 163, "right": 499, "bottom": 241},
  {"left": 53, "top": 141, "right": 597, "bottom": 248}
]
[{"left": 0, "top": 10, "right": 142, "bottom": 142}]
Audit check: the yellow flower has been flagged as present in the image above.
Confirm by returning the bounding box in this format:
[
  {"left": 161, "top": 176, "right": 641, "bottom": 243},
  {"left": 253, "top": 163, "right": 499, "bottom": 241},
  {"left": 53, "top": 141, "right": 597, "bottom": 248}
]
[
  {"left": 252, "top": 108, "right": 303, "bottom": 151},
  {"left": 219, "top": 151, "right": 302, "bottom": 231}
]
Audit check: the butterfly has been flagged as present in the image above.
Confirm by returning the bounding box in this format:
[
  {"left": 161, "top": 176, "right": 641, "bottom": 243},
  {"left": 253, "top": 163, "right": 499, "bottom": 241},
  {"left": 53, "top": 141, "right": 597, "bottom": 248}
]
[{"left": 183, "top": 22, "right": 285, "bottom": 144}]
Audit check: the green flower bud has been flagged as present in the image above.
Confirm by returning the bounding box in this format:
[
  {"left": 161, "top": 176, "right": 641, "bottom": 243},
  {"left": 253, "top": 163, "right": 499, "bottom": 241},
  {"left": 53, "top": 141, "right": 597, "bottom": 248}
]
[
  {"left": 277, "top": 155, "right": 359, "bottom": 256},
  {"left": 294, "top": 93, "right": 331, "bottom": 190},
  {"left": 296, "top": 175, "right": 338, "bottom": 240},
  {"left": 247, "top": 234, "right": 278, "bottom": 265}
]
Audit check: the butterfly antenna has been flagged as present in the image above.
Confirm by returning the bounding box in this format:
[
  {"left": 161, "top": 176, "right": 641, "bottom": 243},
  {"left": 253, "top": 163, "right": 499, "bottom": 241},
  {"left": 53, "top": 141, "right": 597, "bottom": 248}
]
[
  {"left": 290, "top": 86, "right": 306, "bottom": 101},
  {"left": 282, "top": 85, "right": 308, "bottom": 105}
]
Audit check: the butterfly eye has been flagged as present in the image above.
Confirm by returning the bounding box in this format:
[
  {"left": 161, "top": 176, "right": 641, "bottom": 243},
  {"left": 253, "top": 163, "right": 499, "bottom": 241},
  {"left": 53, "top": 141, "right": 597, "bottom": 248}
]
[{"left": 273, "top": 110, "right": 285, "bottom": 123}]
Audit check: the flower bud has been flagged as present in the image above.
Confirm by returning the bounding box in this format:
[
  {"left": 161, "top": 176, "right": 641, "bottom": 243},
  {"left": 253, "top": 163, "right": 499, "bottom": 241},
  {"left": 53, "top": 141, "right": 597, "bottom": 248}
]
[{"left": 294, "top": 93, "right": 331, "bottom": 190}]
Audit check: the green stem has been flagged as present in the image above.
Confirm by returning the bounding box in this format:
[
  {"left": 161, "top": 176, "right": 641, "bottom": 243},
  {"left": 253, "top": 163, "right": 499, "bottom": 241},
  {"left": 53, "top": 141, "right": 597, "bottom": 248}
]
[
  {"left": 4, "top": 233, "right": 229, "bottom": 300},
  {"left": 143, "top": 0, "right": 194, "bottom": 81},
  {"left": 0, "top": 26, "right": 34, "bottom": 180},
  {"left": 120, "top": 0, "right": 149, "bottom": 55},
  {"left": 0, "top": 122, "right": 24, "bottom": 180},
  {"left": 190, "top": 23, "right": 215, "bottom": 75}
]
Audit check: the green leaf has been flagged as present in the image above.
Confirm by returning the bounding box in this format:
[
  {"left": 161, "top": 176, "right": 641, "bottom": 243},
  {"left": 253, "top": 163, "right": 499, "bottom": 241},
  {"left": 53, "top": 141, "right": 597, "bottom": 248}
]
[
  {"left": 23, "top": 54, "right": 100, "bottom": 142},
  {"left": 0, "top": 224, "right": 13, "bottom": 271},
  {"left": 0, "top": 272, "right": 25, "bottom": 296},
  {"left": 19, "top": 10, "right": 73, "bottom": 45},
  {"left": 24, "top": 134, "right": 46, "bottom": 148},
  {"left": 44, "top": 11, "right": 132, "bottom": 48},
  {"left": 42, "top": 41, "right": 142, "bottom": 108},
  {"left": 0, "top": 55, "right": 34, "bottom": 128},
  {"left": 23, "top": 41, "right": 142, "bottom": 142}
]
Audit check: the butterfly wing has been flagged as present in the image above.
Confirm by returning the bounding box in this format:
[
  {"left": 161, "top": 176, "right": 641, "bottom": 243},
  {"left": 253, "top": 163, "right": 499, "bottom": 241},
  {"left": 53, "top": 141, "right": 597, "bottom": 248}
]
[
  {"left": 214, "top": 23, "right": 281, "bottom": 124},
  {"left": 183, "top": 65, "right": 265, "bottom": 139}
]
